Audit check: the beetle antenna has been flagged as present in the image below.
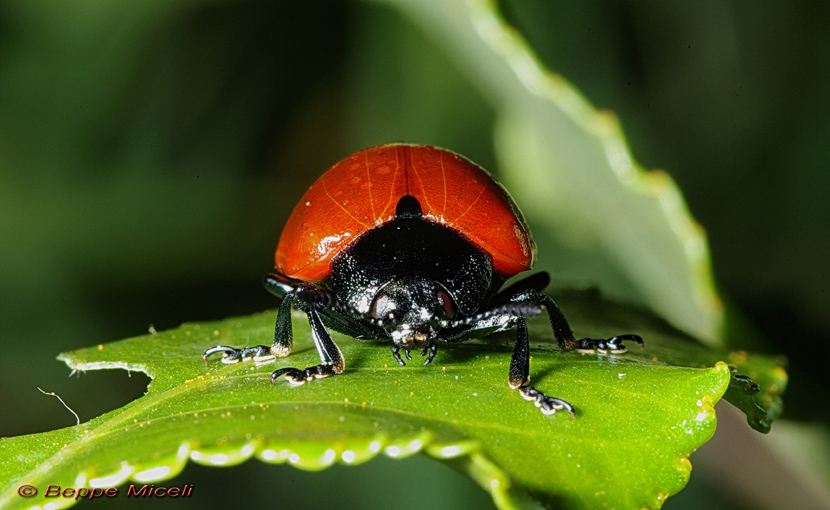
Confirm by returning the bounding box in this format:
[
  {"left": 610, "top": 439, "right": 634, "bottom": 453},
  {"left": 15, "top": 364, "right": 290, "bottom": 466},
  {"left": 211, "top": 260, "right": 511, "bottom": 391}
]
[
  {"left": 445, "top": 302, "right": 542, "bottom": 327},
  {"left": 293, "top": 285, "right": 339, "bottom": 308},
  {"left": 307, "top": 297, "right": 391, "bottom": 328},
  {"left": 292, "top": 287, "right": 394, "bottom": 329}
]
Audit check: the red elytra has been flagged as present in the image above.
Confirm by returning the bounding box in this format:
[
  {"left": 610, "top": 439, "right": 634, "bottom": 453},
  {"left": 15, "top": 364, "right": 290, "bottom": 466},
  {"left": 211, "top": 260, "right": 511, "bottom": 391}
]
[{"left": 275, "top": 143, "right": 535, "bottom": 282}]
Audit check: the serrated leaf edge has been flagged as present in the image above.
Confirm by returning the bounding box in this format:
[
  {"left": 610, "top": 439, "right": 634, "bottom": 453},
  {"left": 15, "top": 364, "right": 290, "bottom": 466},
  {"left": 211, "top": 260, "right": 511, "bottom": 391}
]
[{"left": 4, "top": 421, "right": 523, "bottom": 510}]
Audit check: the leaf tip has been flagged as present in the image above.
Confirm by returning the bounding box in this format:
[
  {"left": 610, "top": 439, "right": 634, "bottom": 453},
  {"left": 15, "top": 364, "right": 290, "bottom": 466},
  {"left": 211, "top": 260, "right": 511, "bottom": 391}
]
[{"left": 712, "top": 361, "right": 732, "bottom": 397}]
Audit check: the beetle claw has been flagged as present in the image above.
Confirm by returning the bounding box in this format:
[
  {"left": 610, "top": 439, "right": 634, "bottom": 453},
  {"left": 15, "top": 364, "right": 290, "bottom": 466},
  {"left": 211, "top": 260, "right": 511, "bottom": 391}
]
[
  {"left": 575, "top": 334, "right": 644, "bottom": 354},
  {"left": 518, "top": 384, "right": 574, "bottom": 417}
]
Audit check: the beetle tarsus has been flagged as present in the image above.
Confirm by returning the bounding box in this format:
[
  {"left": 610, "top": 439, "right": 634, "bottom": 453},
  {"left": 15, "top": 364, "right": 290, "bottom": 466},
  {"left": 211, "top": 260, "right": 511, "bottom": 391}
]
[
  {"left": 271, "top": 364, "right": 338, "bottom": 385},
  {"left": 575, "top": 334, "right": 644, "bottom": 354},
  {"left": 404, "top": 349, "right": 413, "bottom": 361},
  {"left": 519, "top": 384, "right": 574, "bottom": 417},
  {"left": 203, "top": 345, "right": 274, "bottom": 363}
]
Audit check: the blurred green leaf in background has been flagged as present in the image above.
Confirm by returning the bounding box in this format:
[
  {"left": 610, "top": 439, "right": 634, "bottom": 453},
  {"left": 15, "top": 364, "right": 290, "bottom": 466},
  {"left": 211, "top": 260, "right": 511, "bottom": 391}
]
[{"left": 1, "top": 0, "right": 829, "bottom": 509}]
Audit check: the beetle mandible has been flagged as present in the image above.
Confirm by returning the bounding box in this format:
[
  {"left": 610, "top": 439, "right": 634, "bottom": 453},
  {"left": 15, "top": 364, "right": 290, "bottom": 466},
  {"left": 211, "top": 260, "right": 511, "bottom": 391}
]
[{"left": 204, "top": 143, "right": 643, "bottom": 415}]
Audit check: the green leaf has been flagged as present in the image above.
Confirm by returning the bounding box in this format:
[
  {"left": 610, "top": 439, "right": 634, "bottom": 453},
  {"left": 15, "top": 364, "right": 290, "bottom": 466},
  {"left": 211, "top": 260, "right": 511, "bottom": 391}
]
[{"left": 0, "top": 290, "right": 784, "bottom": 510}]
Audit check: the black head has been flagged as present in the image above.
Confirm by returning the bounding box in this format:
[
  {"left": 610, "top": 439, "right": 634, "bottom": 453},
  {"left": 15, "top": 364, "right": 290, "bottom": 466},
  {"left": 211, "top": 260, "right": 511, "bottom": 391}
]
[{"left": 368, "top": 276, "right": 457, "bottom": 350}]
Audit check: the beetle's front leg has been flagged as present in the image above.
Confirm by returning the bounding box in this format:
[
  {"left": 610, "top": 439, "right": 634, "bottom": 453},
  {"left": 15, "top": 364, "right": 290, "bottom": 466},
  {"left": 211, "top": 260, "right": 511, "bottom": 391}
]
[
  {"left": 203, "top": 293, "right": 295, "bottom": 363},
  {"left": 271, "top": 306, "right": 345, "bottom": 385},
  {"left": 509, "top": 318, "right": 574, "bottom": 416}
]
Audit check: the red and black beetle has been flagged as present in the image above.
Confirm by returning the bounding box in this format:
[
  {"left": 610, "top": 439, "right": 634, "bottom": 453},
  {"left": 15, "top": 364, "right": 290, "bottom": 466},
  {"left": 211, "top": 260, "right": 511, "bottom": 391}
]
[{"left": 204, "top": 143, "right": 642, "bottom": 415}]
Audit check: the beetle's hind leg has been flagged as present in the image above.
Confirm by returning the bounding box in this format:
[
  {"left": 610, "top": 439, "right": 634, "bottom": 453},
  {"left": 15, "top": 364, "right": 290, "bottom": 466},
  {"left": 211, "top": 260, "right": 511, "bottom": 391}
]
[
  {"left": 509, "top": 318, "right": 574, "bottom": 416},
  {"left": 203, "top": 293, "right": 295, "bottom": 364},
  {"left": 270, "top": 306, "right": 345, "bottom": 385},
  {"left": 510, "top": 289, "right": 644, "bottom": 354}
]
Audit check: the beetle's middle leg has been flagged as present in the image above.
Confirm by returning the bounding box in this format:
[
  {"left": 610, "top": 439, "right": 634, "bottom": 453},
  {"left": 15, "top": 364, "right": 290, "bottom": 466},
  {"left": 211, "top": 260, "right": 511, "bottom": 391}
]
[{"left": 270, "top": 306, "right": 345, "bottom": 385}]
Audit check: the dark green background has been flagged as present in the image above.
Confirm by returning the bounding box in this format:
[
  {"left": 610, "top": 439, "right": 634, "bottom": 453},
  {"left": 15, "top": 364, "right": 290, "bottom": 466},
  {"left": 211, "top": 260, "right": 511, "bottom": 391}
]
[{"left": 1, "top": 1, "right": 828, "bottom": 508}]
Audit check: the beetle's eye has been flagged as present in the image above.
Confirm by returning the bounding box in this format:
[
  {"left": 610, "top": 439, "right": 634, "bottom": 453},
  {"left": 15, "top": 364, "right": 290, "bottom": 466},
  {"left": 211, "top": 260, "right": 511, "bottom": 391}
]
[
  {"left": 436, "top": 290, "right": 455, "bottom": 318},
  {"left": 371, "top": 293, "right": 394, "bottom": 319}
]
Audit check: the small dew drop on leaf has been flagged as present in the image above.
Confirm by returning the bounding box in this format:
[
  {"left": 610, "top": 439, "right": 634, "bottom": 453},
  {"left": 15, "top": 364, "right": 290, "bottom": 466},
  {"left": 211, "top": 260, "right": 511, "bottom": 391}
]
[
  {"left": 386, "top": 446, "right": 402, "bottom": 457},
  {"left": 441, "top": 445, "right": 461, "bottom": 457}
]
